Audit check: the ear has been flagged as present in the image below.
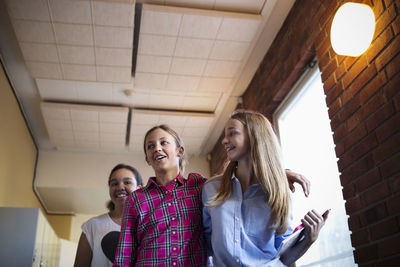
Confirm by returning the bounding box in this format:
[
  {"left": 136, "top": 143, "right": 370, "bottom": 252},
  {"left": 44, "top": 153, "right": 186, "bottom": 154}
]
[{"left": 177, "top": 146, "right": 184, "bottom": 158}]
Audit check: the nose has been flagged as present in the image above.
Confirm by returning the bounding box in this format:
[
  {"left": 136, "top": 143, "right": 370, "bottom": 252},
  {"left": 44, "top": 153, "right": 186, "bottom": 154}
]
[
  {"left": 154, "top": 142, "right": 162, "bottom": 151},
  {"left": 221, "top": 136, "right": 228, "bottom": 145}
]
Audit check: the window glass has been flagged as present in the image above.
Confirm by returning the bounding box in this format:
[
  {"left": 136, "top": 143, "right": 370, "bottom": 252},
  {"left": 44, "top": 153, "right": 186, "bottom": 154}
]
[{"left": 274, "top": 63, "right": 357, "bottom": 267}]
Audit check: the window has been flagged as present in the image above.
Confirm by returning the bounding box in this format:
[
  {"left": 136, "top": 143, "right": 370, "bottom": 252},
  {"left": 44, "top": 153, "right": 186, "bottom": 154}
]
[{"left": 274, "top": 62, "right": 356, "bottom": 267}]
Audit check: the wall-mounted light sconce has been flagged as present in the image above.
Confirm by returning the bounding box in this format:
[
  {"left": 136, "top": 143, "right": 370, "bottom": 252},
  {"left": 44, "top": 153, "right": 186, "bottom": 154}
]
[{"left": 330, "top": 2, "right": 375, "bottom": 57}]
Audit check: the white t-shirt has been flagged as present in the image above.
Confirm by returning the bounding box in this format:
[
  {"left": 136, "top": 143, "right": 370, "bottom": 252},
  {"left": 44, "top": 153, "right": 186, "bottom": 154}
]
[{"left": 81, "top": 213, "right": 121, "bottom": 267}]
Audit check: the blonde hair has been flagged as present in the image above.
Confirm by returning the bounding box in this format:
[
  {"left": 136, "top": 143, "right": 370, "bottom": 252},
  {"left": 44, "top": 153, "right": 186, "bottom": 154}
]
[
  {"left": 143, "top": 125, "right": 186, "bottom": 174},
  {"left": 212, "top": 110, "right": 290, "bottom": 234}
]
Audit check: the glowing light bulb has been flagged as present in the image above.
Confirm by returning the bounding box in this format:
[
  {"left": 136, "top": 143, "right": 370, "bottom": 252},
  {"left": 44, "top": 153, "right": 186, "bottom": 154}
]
[{"left": 330, "top": 3, "right": 375, "bottom": 57}]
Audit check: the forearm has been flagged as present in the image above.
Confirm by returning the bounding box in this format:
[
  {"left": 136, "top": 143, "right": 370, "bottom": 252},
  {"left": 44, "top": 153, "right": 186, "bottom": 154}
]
[{"left": 279, "top": 237, "right": 312, "bottom": 266}]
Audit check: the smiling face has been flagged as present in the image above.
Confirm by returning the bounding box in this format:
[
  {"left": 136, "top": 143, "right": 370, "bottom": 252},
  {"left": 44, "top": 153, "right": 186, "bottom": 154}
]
[
  {"left": 144, "top": 128, "right": 184, "bottom": 174},
  {"left": 108, "top": 168, "right": 137, "bottom": 209},
  {"left": 222, "top": 118, "right": 250, "bottom": 162}
]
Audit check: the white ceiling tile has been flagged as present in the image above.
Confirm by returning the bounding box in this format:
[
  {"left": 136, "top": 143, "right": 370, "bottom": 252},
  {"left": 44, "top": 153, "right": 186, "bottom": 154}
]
[
  {"left": 48, "top": 130, "right": 74, "bottom": 141},
  {"left": 136, "top": 55, "right": 171, "bottom": 74},
  {"left": 92, "top": 1, "right": 134, "bottom": 27},
  {"left": 41, "top": 104, "right": 70, "bottom": 120},
  {"left": 100, "top": 133, "right": 125, "bottom": 142},
  {"left": 6, "top": 0, "right": 50, "bottom": 21},
  {"left": 203, "top": 60, "right": 240, "bottom": 78},
  {"left": 197, "top": 77, "right": 231, "bottom": 93},
  {"left": 166, "top": 75, "right": 200, "bottom": 92},
  {"left": 97, "top": 66, "right": 132, "bottom": 83},
  {"left": 45, "top": 119, "right": 72, "bottom": 131},
  {"left": 58, "top": 45, "right": 95, "bottom": 65},
  {"left": 165, "top": 0, "right": 214, "bottom": 9},
  {"left": 138, "top": 34, "right": 176, "bottom": 56},
  {"left": 19, "top": 43, "right": 59, "bottom": 62},
  {"left": 122, "top": 92, "right": 151, "bottom": 107},
  {"left": 94, "top": 26, "right": 133, "bottom": 48},
  {"left": 149, "top": 94, "right": 184, "bottom": 109},
  {"left": 141, "top": 9, "right": 181, "bottom": 36},
  {"left": 186, "top": 116, "right": 215, "bottom": 127},
  {"left": 179, "top": 14, "right": 221, "bottom": 39},
  {"left": 49, "top": 0, "right": 91, "bottom": 24},
  {"left": 36, "top": 79, "right": 77, "bottom": 100},
  {"left": 130, "top": 124, "right": 153, "bottom": 137},
  {"left": 75, "top": 141, "right": 100, "bottom": 149},
  {"left": 214, "top": 0, "right": 265, "bottom": 13},
  {"left": 75, "top": 81, "right": 113, "bottom": 102},
  {"left": 12, "top": 20, "right": 55, "bottom": 43},
  {"left": 158, "top": 115, "right": 187, "bottom": 127},
  {"left": 131, "top": 113, "right": 160, "bottom": 125},
  {"left": 53, "top": 23, "right": 93, "bottom": 46},
  {"left": 182, "top": 95, "right": 218, "bottom": 110},
  {"left": 70, "top": 109, "right": 98, "bottom": 122},
  {"left": 170, "top": 58, "right": 206, "bottom": 76},
  {"left": 100, "top": 123, "right": 126, "bottom": 134},
  {"left": 53, "top": 139, "right": 75, "bottom": 148},
  {"left": 174, "top": 38, "right": 213, "bottom": 59},
  {"left": 95, "top": 48, "right": 132, "bottom": 66},
  {"left": 217, "top": 17, "right": 260, "bottom": 42},
  {"left": 62, "top": 64, "right": 97, "bottom": 81},
  {"left": 128, "top": 141, "right": 143, "bottom": 153},
  {"left": 26, "top": 61, "right": 62, "bottom": 79},
  {"left": 134, "top": 72, "right": 167, "bottom": 89},
  {"left": 209, "top": 41, "right": 249, "bottom": 61},
  {"left": 72, "top": 121, "right": 99, "bottom": 132},
  {"left": 75, "top": 131, "right": 100, "bottom": 141},
  {"left": 101, "top": 142, "right": 126, "bottom": 151},
  {"left": 99, "top": 110, "right": 128, "bottom": 123},
  {"left": 182, "top": 127, "right": 208, "bottom": 138}
]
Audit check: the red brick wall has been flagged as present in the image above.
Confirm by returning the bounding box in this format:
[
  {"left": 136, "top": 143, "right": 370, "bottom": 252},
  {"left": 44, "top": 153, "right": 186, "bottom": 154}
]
[{"left": 209, "top": 0, "right": 400, "bottom": 265}]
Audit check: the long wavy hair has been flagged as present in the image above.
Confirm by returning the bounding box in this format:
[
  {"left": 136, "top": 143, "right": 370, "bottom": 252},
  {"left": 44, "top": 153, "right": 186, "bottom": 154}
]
[{"left": 211, "top": 110, "right": 290, "bottom": 234}]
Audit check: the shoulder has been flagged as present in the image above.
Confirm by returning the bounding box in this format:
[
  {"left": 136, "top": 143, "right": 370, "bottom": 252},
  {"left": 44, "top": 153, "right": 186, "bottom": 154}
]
[
  {"left": 202, "top": 176, "right": 222, "bottom": 196},
  {"left": 187, "top": 172, "right": 208, "bottom": 184},
  {"left": 84, "top": 213, "right": 108, "bottom": 225}
]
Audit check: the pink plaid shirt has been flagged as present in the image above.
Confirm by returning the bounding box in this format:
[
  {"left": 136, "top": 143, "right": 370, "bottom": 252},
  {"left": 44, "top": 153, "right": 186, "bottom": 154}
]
[{"left": 113, "top": 173, "right": 208, "bottom": 267}]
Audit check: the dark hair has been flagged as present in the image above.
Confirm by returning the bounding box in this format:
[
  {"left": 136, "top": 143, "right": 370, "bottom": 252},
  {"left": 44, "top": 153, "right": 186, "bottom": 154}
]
[
  {"left": 143, "top": 124, "right": 186, "bottom": 173},
  {"left": 106, "top": 164, "right": 142, "bottom": 211}
]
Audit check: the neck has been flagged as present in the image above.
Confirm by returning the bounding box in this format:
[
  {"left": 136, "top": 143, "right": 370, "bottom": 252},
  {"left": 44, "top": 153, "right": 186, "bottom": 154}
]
[
  {"left": 109, "top": 206, "right": 123, "bottom": 225},
  {"left": 235, "top": 156, "right": 256, "bottom": 193},
  {"left": 155, "top": 167, "right": 180, "bottom": 186}
]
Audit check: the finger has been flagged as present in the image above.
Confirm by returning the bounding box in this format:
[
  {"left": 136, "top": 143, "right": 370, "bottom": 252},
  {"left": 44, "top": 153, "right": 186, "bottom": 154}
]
[
  {"left": 289, "top": 183, "right": 295, "bottom": 193},
  {"left": 322, "top": 209, "right": 331, "bottom": 221},
  {"left": 299, "top": 175, "right": 310, "bottom": 197}
]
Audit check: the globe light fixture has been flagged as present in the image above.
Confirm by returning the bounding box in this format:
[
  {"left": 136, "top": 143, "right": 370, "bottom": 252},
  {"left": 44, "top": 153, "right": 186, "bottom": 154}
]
[{"left": 330, "top": 3, "right": 375, "bottom": 57}]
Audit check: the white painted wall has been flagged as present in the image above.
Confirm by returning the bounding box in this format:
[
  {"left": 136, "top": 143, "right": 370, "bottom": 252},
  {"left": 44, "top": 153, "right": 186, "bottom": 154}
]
[{"left": 59, "top": 239, "right": 78, "bottom": 267}]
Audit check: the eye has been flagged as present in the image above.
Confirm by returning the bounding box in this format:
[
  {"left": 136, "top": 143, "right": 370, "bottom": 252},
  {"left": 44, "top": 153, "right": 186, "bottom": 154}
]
[
  {"left": 110, "top": 181, "right": 118, "bottom": 187},
  {"left": 161, "top": 140, "right": 168, "bottom": 145},
  {"left": 124, "top": 181, "right": 132, "bottom": 185},
  {"left": 147, "top": 143, "right": 154, "bottom": 150}
]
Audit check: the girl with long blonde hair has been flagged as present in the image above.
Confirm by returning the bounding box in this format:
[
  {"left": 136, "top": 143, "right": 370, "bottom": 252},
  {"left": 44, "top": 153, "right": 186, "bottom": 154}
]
[{"left": 202, "top": 110, "right": 329, "bottom": 266}]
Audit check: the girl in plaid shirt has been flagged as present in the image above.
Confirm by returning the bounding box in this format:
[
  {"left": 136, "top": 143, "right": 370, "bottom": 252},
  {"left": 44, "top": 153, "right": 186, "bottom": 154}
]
[
  {"left": 114, "top": 124, "right": 310, "bottom": 266},
  {"left": 114, "top": 125, "right": 208, "bottom": 266}
]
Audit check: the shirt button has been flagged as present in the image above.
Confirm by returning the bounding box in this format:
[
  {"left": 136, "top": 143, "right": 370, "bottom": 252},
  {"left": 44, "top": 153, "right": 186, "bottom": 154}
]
[
  {"left": 168, "top": 203, "right": 172, "bottom": 206},
  {"left": 235, "top": 217, "right": 239, "bottom": 221},
  {"left": 235, "top": 239, "right": 239, "bottom": 243},
  {"left": 165, "top": 191, "right": 169, "bottom": 194},
  {"left": 172, "top": 231, "right": 176, "bottom": 234},
  {"left": 236, "top": 259, "right": 240, "bottom": 263},
  {"left": 173, "top": 262, "right": 177, "bottom": 266},
  {"left": 173, "top": 247, "right": 177, "bottom": 251},
  {"left": 171, "top": 217, "right": 175, "bottom": 220}
]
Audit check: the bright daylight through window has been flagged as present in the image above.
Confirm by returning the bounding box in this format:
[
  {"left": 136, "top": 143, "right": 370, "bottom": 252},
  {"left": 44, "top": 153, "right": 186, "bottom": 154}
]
[{"left": 274, "top": 63, "right": 357, "bottom": 267}]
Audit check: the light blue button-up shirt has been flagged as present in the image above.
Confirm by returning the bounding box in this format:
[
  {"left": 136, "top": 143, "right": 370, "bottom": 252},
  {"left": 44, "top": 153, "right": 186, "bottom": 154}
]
[{"left": 202, "top": 176, "right": 292, "bottom": 267}]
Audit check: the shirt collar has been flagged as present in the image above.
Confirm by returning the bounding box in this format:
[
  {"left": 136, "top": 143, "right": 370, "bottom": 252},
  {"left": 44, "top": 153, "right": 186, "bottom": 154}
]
[{"left": 146, "top": 173, "right": 185, "bottom": 188}]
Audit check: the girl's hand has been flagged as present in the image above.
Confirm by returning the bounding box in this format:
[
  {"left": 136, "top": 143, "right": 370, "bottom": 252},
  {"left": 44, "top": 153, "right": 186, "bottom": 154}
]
[
  {"left": 301, "top": 209, "right": 330, "bottom": 244},
  {"left": 285, "top": 169, "right": 310, "bottom": 197}
]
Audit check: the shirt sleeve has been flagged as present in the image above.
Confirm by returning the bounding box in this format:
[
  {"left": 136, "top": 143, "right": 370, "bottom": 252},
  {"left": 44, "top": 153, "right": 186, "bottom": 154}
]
[
  {"left": 113, "top": 196, "right": 138, "bottom": 267},
  {"left": 202, "top": 183, "right": 213, "bottom": 257}
]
